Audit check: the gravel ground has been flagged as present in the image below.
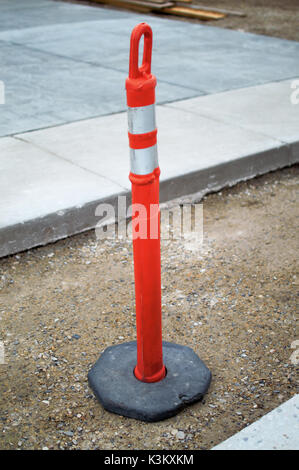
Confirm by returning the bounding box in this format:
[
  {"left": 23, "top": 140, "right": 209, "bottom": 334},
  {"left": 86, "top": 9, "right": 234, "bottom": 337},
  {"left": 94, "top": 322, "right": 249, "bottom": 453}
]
[
  {"left": 0, "top": 165, "right": 298, "bottom": 450},
  {"left": 190, "top": 0, "right": 299, "bottom": 42}
]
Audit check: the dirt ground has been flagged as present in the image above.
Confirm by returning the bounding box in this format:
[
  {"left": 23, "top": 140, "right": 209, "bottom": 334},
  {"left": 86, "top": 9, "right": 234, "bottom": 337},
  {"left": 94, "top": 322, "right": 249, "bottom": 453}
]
[
  {"left": 0, "top": 165, "right": 298, "bottom": 450},
  {"left": 190, "top": 0, "right": 299, "bottom": 42},
  {"left": 70, "top": 0, "right": 299, "bottom": 41}
]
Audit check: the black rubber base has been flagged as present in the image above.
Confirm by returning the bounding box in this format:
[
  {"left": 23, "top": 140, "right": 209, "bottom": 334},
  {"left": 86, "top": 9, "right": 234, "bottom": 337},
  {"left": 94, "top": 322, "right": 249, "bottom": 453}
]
[{"left": 88, "top": 341, "right": 211, "bottom": 422}]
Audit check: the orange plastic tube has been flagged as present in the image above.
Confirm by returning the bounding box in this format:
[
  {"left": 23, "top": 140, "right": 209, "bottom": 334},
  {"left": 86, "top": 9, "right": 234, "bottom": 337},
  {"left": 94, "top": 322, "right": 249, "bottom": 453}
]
[{"left": 127, "top": 24, "right": 166, "bottom": 383}]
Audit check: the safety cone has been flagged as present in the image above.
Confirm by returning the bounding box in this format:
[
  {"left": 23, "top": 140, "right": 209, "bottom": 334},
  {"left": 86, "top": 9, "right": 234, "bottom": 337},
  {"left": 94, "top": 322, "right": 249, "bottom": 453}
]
[{"left": 88, "top": 23, "right": 211, "bottom": 422}]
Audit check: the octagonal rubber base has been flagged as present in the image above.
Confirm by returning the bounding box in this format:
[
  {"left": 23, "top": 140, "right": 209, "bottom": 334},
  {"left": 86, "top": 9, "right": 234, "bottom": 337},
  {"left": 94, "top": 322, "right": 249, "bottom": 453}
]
[{"left": 88, "top": 341, "right": 211, "bottom": 422}]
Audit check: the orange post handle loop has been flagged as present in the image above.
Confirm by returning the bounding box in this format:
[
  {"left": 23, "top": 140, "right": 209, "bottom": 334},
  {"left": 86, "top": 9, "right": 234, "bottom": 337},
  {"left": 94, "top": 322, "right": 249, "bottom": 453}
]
[{"left": 129, "top": 23, "right": 153, "bottom": 79}]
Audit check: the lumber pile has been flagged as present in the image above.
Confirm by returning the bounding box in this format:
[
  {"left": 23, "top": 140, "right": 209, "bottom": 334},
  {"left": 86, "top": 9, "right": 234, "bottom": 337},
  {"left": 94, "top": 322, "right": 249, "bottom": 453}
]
[{"left": 83, "top": 0, "right": 245, "bottom": 20}]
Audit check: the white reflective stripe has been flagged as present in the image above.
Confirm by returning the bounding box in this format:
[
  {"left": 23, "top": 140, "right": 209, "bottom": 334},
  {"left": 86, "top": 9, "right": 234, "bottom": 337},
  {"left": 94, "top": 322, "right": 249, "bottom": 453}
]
[
  {"left": 128, "top": 104, "right": 156, "bottom": 134},
  {"left": 130, "top": 145, "right": 158, "bottom": 175}
]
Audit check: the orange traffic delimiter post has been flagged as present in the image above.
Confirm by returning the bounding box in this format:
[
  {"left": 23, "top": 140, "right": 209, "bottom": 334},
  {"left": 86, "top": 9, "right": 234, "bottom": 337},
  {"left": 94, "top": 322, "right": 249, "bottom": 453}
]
[
  {"left": 88, "top": 23, "right": 211, "bottom": 423},
  {"left": 126, "top": 23, "right": 166, "bottom": 384}
]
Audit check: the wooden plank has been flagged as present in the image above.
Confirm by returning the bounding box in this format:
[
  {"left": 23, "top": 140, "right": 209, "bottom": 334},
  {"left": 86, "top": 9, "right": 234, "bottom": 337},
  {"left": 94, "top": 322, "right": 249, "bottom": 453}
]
[
  {"left": 141, "top": 0, "right": 170, "bottom": 3},
  {"left": 189, "top": 3, "right": 246, "bottom": 17},
  {"left": 162, "top": 6, "right": 226, "bottom": 20},
  {"left": 124, "top": 0, "right": 173, "bottom": 8}
]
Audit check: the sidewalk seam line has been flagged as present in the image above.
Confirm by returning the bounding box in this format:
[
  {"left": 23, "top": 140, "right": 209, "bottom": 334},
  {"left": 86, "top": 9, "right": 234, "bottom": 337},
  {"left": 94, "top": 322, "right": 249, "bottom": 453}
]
[
  {"left": 12, "top": 135, "right": 129, "bottom": 192},
  {"left": 3, "top": 39, "right": 205, "bottom": 94},
  {"left": 162, "top": 102, "right": 293, "bottom": 147}
]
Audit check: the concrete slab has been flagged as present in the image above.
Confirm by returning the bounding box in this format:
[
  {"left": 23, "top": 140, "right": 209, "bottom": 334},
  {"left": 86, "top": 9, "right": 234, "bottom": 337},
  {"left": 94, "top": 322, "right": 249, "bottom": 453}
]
[
  {"left": 0, "top": 0, "right": 131, "bottom": 32},
  {"left": 169, "top": 79, "right": 299, "bottom": 165},
  {"left": 2, "top": 16, "right": 299, "bottom": 93},
  {"left": 17, "top": 112, "right": 131, "bottom": 190},
  {"left": 213, "top": 395, "right": 299, "bottom": 450},
  {"left": 17, "top": 102, "right": 291, "bottom": 193},
  {"left": 0, "top": 42, "right": 128, "bottom": 137},
  {"left": 169, "top": 79, "right": 299, "bottom": 146},
  {"left": 1, "top": 1, "right": 299, "bottom": 136},
  {"left": 0, "top": 137, "right": 125, "bottom": 257},
  {"left": 0, "top": 41, "right": 196, "bottom": 138}
]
